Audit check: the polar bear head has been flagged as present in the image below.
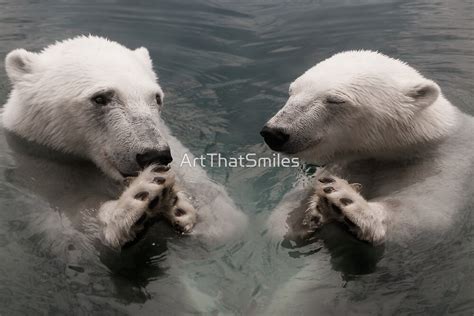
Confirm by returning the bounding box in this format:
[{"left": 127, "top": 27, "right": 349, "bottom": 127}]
[
  {"left": 261, "top": 50, "right": 457, "bottom": 164},
  {"left": 3, "top": 36, "right": 171, "bottom": 180}
]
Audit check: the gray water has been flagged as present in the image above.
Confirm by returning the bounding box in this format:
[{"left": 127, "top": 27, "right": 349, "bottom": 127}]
[{"left": 0, "top": 0, "right": 473, "bottom": 315}]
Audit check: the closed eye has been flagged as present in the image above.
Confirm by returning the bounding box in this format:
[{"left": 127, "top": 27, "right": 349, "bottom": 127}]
[{"left": 326, "top": 96, "right": 346, "bottom": 105}]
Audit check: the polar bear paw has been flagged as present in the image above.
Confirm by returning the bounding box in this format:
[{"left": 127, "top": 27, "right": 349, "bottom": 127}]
[
  {"left": 302, "top": 192, "right": 326, "bottom": 232},
  {"left": 98, "top": 164, "right": 197, "bottom": 248},
  {"left": 305, "top": 176, "right": 386, "bottom": 244}
]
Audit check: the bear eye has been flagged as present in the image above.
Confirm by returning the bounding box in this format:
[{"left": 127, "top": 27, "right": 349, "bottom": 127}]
[
  {"left": 155, "top": 94, "right": 163, "bottom": 106},
  {"left": 91, "top": 92, "right": 113, "bottom": 106},
  {"left": 326, "top": 96, "right": 346, "bottom": 105}
]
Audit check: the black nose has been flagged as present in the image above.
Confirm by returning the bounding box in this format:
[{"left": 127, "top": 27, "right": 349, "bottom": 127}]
[
  {"left": 260, "top": 125, "right": 289, "bottom": 151},
  {"left": 136, "top": 148, "right": 173, "bottom": 168}
]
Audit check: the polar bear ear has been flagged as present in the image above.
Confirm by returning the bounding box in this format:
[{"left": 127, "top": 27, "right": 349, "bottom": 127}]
[
  {"left": 134, "top": 47, "right": 153, "bottom": 68},
  {"left": 405, "top": 79, "right": 440, "bottom": 109},
  {"left": 5, "top": 49, "right": 37, "bottom": 83}
]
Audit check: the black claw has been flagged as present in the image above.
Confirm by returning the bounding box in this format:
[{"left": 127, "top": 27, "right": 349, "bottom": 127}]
[
  {"left": 319, "top": 177, "right": 335, "bottom": 184},
  {"left": 340, "top": 198, "right": 353, "bottom": 206},
  {"left": 152, "top": 165, "right": 170, "bottom": 173},
  {"left": 323, "top": 186, "right": 335, "bottom": 194},
  {"left": 152, "top": 176, "right": 166, "bottom": 185},
  {"left": 134, "top": 191, "right": 149, "bottom": 201},
  {"left": 148, "top": 196, "right": 160, "bottom": 209}
]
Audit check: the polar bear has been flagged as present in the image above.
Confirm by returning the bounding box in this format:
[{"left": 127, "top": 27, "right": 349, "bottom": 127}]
[
  {"left": 1, "top": 36, "right": 248, "bottom": 312},
  {"left": 2, "top": 36, "right": 247, "bottom": 248},
  {"left": 262, "top": 50, "right": 474, "bottom": 244}
]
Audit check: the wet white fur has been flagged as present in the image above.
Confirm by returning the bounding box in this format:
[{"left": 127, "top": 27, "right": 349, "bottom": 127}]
[
  {"left": 266, "top": 50, "right": 473, "bottom": 243},
  {"left": 3, "top": 35, "right": 166, "bottom": 180},
  {"left": 267, "top": 50, "right": 457, "bottom": 164},
  {"left": 2, "top": 36, "right": 247, "bottom": 244},
  {"left": 99, "top": 165, "right": 198, "bottom": 248}
]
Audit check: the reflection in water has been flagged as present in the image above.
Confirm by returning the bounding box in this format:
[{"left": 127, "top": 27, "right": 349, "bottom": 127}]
[{"left": 0, "top": 0, "right": 473, "bottom": 314}]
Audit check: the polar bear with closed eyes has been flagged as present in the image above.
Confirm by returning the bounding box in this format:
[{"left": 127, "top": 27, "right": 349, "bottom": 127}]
[{"left": 262, "top": 50, "right": 474, "bottom": 244}]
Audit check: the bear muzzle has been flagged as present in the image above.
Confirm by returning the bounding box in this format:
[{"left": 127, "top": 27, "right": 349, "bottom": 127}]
[
  {"left": 260, "top": 125, "right": 290, "bottom": 151},
  {"left": 136, "top": 147, "right": 173, "bottom": 168}
]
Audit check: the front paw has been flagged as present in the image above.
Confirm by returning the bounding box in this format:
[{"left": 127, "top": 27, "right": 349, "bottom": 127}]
[
  {"left": 302, "top": 178, "right": 347, "bottom": 232},
  {"left": 315, "top": 176, "right": 385, "bottom": 244},
  {"left": 315, "top": 176, "right": 364, "bottom": 221},
  {"left": 302, "top": 192, "right": 325, "bottom": 232},
  {"left": 99, "top": 164, "right": 177, "bottom": 248},
  {"left": 142, "top": 166, "right": 198, "bottom": 234},
  {"left": 163, "top": 191, "right": 197, "bottom": 234},
  {"left": 133, "top": 165, "right": 198, "bottom": 234}
]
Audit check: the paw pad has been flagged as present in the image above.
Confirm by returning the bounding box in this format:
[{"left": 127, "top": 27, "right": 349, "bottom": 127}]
[
  {"left": 319, "top": 177, "right": 335, "bottom": 184},
  {"left": 152, "top": 165, "right": 170, "bottom": 173},
  {"left": 152, "top": 176, "right": 166, "bottom": 185},
  {"left": 340, "top": 198, "right": 353, "bottom": 206},
  {"left": 134, "top": 191, "right": 149, "bottom": 201},
  {"left": 323, "top": 186, "right": 336, "bottom": 194},
  {"left": 174, "top": 208, "right": 186, "bottom": 217}
]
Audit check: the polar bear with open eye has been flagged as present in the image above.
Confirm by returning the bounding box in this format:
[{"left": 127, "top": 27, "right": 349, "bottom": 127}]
[
  {"left": 262, "top": 50, "right": 474, "bottom": 244},
  {"left": 2, "top": 35, "right": 247, "bottom": 248}
]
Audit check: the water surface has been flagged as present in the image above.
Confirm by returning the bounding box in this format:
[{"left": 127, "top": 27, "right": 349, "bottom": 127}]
[{"left": 0, "top": 0, "right": 473, "bottom": 314}]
